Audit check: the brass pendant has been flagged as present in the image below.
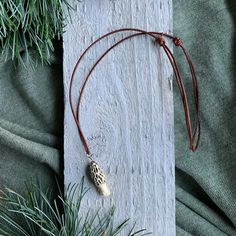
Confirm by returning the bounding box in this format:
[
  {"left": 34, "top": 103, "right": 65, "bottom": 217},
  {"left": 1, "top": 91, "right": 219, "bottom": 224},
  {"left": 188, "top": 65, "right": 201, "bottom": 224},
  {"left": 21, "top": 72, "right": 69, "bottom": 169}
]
[{"left": 88, "top": 161, "right": 111, "bottom": 197}]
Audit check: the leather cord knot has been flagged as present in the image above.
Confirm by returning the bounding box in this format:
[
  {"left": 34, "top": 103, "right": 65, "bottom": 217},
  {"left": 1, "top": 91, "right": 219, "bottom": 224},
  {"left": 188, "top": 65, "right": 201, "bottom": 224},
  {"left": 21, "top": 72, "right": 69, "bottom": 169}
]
[
  {"left": 173, "top": 37, "right": 183, "bottom": 46},
  {"left": 156, "top": 35, "right": 165, "bottom": 46}
]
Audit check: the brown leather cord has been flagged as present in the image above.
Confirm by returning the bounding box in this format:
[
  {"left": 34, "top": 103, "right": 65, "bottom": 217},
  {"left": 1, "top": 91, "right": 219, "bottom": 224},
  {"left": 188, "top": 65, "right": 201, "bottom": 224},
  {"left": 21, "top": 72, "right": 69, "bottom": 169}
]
[
  {"left": 70, "top": 31, "right": 151, "bottom": 156},
  {"left": 162, "top": 42, "right": 194, "bottom": 148},
  {"left": 162, "top": 38, "right": 200, "bottom": 151},
  {"left": 152, "top": 34, "right": 200, "bottom": 151},
  {"left": 69, "top": 28, "right": 200, "bottom": 157},
  {"left": 179, "top": 44, "right": 200, "bottom": 150},
  {"left": 70, "top": 29, "right": 164, "bottom": 156}
]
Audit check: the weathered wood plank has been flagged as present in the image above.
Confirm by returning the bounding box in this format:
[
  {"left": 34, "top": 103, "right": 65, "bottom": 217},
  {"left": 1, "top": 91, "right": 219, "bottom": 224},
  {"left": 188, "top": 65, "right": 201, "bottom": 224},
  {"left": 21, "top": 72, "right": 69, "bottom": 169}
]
[{"left": 63, "top": 0, "right": 174, "bottom": 235}]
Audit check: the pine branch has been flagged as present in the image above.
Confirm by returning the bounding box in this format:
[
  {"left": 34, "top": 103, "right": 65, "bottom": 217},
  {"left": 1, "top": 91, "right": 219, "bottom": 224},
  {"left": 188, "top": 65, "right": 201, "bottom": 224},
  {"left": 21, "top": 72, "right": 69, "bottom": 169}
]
[
  {"left": 0, "top": 0, "right": 72, "bottom": 63},
  {"left": 0, "top": 178, "right": 150, "bottom": 236}
]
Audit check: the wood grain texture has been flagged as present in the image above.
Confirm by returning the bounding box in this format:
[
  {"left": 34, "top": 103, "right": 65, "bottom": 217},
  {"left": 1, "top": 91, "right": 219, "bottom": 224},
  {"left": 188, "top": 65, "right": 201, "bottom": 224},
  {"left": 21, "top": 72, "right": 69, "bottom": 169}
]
[{"left": 63, "top": 0, "right": 175, "bottom": 235}]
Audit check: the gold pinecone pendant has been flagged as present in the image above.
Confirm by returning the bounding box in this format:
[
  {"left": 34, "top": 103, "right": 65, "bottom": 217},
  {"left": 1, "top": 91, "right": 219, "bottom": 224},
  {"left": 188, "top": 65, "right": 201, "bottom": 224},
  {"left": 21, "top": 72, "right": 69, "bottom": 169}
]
[{"left": 88, "top": 161, "right": 111, "bottom": 197}]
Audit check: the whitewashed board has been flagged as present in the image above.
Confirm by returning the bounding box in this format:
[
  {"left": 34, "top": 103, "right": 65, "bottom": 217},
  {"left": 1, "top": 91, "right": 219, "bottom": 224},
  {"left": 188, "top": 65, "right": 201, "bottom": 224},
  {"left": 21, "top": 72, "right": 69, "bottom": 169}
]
[{"left": 63, "top": 0, "right": 175, "bottom": 235}]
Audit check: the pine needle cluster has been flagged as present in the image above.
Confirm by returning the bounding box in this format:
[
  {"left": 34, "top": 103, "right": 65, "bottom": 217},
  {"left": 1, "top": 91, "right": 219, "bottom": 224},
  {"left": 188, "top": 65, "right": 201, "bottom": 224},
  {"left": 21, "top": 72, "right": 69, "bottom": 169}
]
[
  {"left": 0, "top": 178, "right": 150, "bottom": 236},
  {"left": 0, "top": 0, "right": 71, "bottom": 63}
]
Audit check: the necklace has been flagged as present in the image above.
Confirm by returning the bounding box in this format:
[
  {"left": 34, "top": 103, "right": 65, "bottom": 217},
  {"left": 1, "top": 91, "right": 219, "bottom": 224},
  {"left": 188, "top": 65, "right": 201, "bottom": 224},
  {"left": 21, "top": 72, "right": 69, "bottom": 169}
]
[{"left": 69, "top": 28, "right": 200, "bottom": 197}]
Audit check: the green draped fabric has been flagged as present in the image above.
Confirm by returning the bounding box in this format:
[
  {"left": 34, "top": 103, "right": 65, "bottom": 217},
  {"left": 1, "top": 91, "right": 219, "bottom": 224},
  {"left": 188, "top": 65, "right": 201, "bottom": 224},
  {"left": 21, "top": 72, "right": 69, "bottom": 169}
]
[
  {"left": 174, "top": 0, "right": 236, "bottom": 235},
  {"left": 0, "top": 47, "right": 64, "bottom": 195},
  {"left": 1, "top": 1, "right": 236, "bottom": 235}
]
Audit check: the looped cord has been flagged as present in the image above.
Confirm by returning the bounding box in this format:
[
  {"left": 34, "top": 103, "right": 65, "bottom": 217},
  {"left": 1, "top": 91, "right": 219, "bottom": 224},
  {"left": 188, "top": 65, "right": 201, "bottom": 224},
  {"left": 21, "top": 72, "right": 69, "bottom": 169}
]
[{"left": 69, "top": 28, "right": 201, "bottom": 156}]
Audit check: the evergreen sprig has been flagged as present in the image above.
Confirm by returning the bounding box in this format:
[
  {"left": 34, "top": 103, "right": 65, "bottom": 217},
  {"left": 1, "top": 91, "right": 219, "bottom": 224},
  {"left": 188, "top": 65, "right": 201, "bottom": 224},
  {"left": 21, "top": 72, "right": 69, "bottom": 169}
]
[
  {"left": 0, "top": 0, "right": 72, "bottom": 63},
  {"left": 0, "top": 178, "right": 150, "bottom": 236}
]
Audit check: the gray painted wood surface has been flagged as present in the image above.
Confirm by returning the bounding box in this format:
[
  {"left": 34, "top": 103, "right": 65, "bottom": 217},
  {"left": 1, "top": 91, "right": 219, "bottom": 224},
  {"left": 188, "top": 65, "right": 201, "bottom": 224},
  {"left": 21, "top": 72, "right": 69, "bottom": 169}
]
[{"left": 63, "top": 0, "right": 175, "bottom": 235}]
